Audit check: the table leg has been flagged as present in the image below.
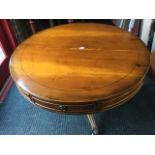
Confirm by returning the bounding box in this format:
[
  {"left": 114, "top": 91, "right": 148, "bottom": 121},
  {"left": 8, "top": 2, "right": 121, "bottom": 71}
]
[{"left": 87, "top": 114, "right": 99, "bottom": 135}]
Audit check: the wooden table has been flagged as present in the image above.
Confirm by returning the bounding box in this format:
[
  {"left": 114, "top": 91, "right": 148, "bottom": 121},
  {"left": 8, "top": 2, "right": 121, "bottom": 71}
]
[
  {"left": 150, "top": 51, "right": 155, "bottom": 78},
  {"left": 9, "top": 23, "right": 150, "bottom": 134}
]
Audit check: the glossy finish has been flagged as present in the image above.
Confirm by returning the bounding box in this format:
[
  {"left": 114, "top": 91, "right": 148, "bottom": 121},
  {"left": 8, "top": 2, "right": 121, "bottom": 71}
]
[
  {"left": 10, "top": 23, "right": 150, "bottom": 114},
  {"left": 150, "top": 51, "right": 155, "bottom": 77}
]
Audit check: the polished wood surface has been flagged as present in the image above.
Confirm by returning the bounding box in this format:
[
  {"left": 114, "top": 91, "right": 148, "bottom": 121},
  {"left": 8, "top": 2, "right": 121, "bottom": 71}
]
[
  {"left": 150, "top": 51, "right": 155, "bottom": 77},
  {"left": 10, "top": 23, "right": 150, "bottom": 113}
]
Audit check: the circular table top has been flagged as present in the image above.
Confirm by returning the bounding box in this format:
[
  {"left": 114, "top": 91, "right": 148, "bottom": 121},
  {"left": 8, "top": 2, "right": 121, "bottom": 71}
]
[
  {"left": 150, "top": 51, "right": 155, "bottom": 75},
  {"left": 10, "top": 23, "right": 150, "bottom": 104}
]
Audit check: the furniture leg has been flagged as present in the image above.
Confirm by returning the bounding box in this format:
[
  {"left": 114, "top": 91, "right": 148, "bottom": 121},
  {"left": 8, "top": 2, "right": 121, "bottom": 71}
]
[{"left": 87, "top": 114, "right": 99, "bottom": 135}]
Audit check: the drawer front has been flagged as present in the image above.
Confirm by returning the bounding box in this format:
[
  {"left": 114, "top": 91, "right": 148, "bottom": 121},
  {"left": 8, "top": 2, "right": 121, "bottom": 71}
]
[
  {"left": 17, "top": 85, "right": 97, "bottom": 114},
  {"left": 30, "top": 96, "right": 97, "bottom": 114}
]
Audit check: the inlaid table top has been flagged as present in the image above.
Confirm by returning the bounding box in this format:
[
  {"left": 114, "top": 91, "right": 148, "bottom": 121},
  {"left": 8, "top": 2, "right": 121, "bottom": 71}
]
[
  {"left": 150, "top": 51, "right": 155, "bottom": 77},
  {"left": 10, "top": 23, "right": 150, "bottom": 113}
]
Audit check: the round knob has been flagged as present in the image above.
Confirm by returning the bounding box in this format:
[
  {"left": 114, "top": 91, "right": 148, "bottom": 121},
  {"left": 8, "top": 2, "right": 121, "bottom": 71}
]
[{"left": 58, "top": 105, "right": 68, "bottom": 111}]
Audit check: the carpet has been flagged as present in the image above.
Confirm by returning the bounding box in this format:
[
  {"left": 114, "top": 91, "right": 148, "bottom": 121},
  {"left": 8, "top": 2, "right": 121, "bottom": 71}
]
[{"left": 0, "top": 74, "right": 155, "bottom": 135}]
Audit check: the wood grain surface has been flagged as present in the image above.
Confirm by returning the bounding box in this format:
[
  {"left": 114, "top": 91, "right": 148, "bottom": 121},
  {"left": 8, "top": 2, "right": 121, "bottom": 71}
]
[
  {"left": 10, "top": 23, "right": 150, "bottom": 113},
  {"left": 150, "top": 51, "right": 155, "bottom": 77}
]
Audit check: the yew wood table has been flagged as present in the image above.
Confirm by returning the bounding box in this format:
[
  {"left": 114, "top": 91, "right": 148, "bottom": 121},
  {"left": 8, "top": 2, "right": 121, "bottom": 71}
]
[
  {"left": 9, "top": 23, "right": 150, "bottom": 134},
  {"left": 150, "top": 51, "right": 155, "bottom": 78}
]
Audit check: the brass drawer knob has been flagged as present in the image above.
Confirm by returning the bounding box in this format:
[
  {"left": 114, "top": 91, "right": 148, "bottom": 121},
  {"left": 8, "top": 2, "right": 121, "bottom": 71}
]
[{"left": 58, "top": 105, "right": 68, "bottom": 111}]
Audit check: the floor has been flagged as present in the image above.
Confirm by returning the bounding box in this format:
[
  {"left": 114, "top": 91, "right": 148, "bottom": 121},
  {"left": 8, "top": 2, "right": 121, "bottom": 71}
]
[{"left": 0, "top": 74, "right": 155, "bottom": 135}]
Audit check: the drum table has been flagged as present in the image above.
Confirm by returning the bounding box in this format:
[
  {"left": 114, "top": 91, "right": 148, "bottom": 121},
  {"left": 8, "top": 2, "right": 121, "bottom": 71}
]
[
  {"left": 9, "top": 23, "right": 150, "bottom": 134},
  {"left": 150, "top": 51, "right": 155, "bottom": 78}
]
